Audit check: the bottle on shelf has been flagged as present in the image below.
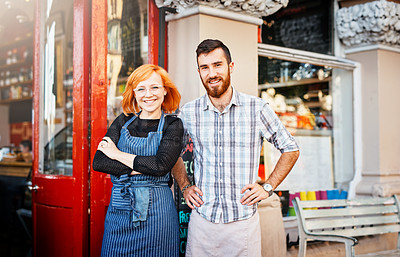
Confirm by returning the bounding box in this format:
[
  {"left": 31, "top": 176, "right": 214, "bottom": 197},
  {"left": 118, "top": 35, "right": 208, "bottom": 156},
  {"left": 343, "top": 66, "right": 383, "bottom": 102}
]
[
  {"left": 29, "top": 66, "right": 33, "bottom": 81},
  {"left": 11, "top": 48, "right": 18, "bottom": 63},
  {"left": 6, "top": 51, "right": 12, "bottom": 65},
  {"left": 10, "top": 71, "right": 18, "bottom": 84}
]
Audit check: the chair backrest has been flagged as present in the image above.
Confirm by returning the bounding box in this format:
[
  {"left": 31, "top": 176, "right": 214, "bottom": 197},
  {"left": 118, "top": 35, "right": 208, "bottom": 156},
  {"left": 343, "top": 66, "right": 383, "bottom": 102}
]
[{"left": 293, "top": 195, "right": 400, "bottom": 244}]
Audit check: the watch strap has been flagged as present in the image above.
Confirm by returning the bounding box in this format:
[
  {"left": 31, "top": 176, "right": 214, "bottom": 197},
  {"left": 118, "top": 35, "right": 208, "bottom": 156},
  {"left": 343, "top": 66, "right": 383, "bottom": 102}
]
[{"left": 181, "top": 184, "right": 191, "bottom": 195}]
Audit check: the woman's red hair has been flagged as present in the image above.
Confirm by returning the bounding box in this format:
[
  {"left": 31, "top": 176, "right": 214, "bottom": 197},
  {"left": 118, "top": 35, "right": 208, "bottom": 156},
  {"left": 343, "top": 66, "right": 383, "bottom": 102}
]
[{"left": 121, "top": 64, "right": 181, "bottom": 115}]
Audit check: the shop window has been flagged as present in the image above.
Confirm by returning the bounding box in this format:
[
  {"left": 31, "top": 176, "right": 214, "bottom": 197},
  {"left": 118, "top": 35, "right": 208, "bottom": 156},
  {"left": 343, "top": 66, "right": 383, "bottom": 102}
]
[
  {"left": 261, "top": 0, "right": 333, "bottom": 55},
  {"left": 40, "top": 0, "right": 74, "bottom": 175},
  {"left": 107, "top": 0, "right": 148, "bottom": 125},
  {"left": 258, "top": 51, "right": 355, "bottom": 200}
]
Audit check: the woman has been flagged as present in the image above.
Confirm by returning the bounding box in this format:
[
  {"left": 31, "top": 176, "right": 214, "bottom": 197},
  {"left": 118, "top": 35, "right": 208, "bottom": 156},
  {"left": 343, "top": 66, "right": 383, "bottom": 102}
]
[{"left": 92, "top": 64, "right": 183, "bottom": 257}]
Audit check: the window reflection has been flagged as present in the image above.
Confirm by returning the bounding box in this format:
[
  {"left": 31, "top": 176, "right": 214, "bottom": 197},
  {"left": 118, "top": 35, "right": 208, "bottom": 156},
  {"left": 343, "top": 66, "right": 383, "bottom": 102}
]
[
  {"left": 41, "top": 0, "right": 74, "bottom": 175},
  {"left": 107, "top": 0, "right": 148, "bottom": 124},
  {"left": 258, "top": 57, "right": 333, "bottom": 133}
]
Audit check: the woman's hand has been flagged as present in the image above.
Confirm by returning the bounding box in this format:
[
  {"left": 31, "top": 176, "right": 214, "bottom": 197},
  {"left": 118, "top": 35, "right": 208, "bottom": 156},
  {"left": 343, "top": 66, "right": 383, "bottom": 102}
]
[
  {"left": 97, "top": 137, "right": 120, "bottom": 160},
  {"left": 130, "top": 170, "right": 141, "bottom": 176}
]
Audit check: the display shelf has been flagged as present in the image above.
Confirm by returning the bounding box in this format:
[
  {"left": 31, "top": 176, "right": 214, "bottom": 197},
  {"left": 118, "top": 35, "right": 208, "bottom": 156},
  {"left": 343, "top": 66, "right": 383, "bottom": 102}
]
[
  {"left": 0, "top": 80, "right": 33, "bottom": 89},
  {"left": 0, "top": 60, "right": 30, "bottom": 71},
  {"left": 0, "top": 34, "right": 33, "bottom": 51},
  {"left": 0, "top": 96, "right": 32, "bottom": 105},
  {"left": 258, "top": 77, "right": 331, "bottom": 90}
]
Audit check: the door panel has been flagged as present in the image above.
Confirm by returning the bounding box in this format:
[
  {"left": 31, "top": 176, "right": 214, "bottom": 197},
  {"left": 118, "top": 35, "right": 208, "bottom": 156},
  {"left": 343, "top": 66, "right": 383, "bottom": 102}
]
[
  {"left": 33, "top": 176, "right": 74, "bottom": 207},
  {"left": 36, "top": 204, "right": 73, "bottom": 257}
]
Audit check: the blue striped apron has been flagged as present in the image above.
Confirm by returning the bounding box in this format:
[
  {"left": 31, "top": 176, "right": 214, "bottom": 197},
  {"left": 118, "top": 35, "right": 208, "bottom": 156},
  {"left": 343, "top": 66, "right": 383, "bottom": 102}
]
[{"left": 101, "top": 113, "right": 179, "bottom": 257}]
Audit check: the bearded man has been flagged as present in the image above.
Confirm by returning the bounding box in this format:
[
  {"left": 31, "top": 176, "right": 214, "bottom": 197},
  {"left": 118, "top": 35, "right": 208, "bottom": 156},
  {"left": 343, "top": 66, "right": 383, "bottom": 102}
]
[{"left": 173, "top": 39, "right": 300, "bottom": 257}]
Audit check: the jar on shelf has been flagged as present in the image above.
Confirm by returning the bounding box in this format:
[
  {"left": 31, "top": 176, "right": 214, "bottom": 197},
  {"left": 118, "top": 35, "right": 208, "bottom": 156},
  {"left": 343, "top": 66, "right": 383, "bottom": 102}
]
[
  {"left": 5, "top": 71, "right": 10, "bottom": 86},
  {"left": 22, "top": 86, "right": 30, "bottom": 97}
]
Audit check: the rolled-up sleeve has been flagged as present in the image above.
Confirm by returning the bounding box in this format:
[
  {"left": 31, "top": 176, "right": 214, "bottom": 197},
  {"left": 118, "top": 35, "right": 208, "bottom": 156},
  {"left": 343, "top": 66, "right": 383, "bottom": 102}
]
[{"left": 259, "top": 103, "right": 299, "bottom": 153}]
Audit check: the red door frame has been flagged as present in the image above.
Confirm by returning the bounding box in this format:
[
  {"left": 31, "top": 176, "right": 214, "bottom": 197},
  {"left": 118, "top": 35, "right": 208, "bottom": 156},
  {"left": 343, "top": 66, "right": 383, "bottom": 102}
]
[
  {"left": 32, "top": 0, "right": 90, "bottom": 256},
  {"left": 89, "top": 1, "right": 161, "bottom": 256}
]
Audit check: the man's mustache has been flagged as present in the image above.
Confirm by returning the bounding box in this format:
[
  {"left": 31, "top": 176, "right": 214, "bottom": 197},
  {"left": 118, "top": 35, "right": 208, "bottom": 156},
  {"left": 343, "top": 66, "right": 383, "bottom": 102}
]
[{"left": 207, "top": 76, "right": 222, "bottom": 83}]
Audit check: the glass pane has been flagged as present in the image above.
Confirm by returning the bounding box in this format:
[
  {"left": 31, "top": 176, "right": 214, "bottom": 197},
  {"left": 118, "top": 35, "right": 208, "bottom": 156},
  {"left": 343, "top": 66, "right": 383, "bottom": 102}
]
[
  {"left": 259, "top": 56, "right": 354, "bottom": 192},
  {"left": 107, "top": 0, "right": 148, "bottom": 124},
  {"left": 40, "top": 0, "right": 74, "bottom": 175}
]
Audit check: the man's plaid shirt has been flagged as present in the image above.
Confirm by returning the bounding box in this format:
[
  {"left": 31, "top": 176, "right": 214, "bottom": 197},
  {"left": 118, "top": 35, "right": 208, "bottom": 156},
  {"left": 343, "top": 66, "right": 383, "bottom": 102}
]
[{"left": 179, "top": 87, "right": 299, "bottom": 223}]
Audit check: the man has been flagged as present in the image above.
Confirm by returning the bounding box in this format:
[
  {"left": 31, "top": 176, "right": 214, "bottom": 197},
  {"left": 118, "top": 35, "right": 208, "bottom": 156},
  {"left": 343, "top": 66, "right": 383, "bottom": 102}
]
[
  {"left": 18, "top": 140, "right": 32, "bottom": 162},
  {"left": 172, "top": 39, "right": 299, "bottom": 256}
]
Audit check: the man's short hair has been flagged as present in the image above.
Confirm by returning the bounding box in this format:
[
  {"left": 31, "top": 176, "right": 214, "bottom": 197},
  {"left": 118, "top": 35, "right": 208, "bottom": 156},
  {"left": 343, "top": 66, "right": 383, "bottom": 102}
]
[
  {"left": 196, "top": 39, "right": 232, "bottom": 64},
  {"left": 20, "top": 140, "right": 32, "bottom": 151}
]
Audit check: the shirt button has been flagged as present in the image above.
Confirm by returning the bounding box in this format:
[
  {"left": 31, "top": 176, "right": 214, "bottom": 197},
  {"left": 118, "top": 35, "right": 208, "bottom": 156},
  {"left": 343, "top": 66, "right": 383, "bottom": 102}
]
[
  {"left": 220, "top": 195, "right": 223, "bottom": 198},
  {"left": 219, "top": 130, "right": 222, "bottom": 134},
  {"left": 219, "top": 146, "right": 222, "bottom": 150},
  {"left": 219, "top": 179, "right": 223, "bottom": 183},
  {"left": 220, "top": 162, "right": 222, "bottom": 166}
]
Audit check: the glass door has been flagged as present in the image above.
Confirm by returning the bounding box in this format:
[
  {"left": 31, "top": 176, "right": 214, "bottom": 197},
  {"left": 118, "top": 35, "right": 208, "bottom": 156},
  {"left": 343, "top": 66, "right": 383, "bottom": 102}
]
[{"left": 32, "top": 0, "right": 90, "bottom": 256}]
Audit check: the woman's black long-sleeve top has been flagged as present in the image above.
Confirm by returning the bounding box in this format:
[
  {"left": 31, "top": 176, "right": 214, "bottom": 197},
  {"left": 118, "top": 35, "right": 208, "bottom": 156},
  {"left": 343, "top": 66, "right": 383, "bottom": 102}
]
[{"left": 92, "top": 113, "right": 184, "bottom": 177}]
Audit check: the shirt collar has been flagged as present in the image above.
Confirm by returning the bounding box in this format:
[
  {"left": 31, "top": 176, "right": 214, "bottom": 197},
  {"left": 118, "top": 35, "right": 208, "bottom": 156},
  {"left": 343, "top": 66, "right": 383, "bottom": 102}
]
[{"left": 202, "top": 86, "right": 241, "bottom": 112}]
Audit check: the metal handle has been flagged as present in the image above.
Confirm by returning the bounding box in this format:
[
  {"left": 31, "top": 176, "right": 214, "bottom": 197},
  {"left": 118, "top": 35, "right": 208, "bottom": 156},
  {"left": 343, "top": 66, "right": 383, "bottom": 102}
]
[{"left": 27, "top": 182, "right": 39, "bottom": 192}]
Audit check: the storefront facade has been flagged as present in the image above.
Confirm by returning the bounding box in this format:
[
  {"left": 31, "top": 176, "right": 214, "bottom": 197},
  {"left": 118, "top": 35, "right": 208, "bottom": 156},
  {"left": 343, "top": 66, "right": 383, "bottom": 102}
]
[{"left": 24, "top": 0, "right": 400, "bottom": 256}]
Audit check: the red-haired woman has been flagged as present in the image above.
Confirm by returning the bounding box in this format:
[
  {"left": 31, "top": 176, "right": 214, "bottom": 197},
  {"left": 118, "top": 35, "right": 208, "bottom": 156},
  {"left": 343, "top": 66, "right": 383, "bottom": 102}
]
[{"left": 92, "top": 64, "right": 182, "bottom": 256}]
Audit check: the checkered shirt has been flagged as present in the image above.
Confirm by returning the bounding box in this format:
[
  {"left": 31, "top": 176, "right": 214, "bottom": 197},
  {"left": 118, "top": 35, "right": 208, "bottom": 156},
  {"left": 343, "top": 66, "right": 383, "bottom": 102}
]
[{"left": 179, "top": 87, "right": 299, "bottom": 223}]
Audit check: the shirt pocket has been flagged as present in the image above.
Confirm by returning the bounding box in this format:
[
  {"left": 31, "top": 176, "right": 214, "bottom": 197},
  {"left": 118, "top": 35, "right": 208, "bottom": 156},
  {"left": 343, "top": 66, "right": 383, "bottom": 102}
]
[{"left": 229, "top": 111, "right": 256, "bottom": 148}]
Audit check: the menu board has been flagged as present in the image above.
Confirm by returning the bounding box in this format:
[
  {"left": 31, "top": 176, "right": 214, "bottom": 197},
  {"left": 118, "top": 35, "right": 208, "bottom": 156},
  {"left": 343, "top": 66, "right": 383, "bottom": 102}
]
[
  {"left": 174, "top": 137, "right": 194, "bottom": 257},
  {"left": 264, "top": 135, "right": 334, "bottom": 192}
]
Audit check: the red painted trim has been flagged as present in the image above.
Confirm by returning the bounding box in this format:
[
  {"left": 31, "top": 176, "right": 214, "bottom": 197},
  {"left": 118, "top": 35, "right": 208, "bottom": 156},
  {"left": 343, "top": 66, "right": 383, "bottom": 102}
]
[
  {"left": 32, "top": 1, "right": 41, "bottom": 255},
  {"left": 164, "top": 21, "right": 168, "bottom": 69},
  {"left": 90, "top": 0, "right": 108, "bottom": 256},
  {"left": 148, "top": 0, "right": 159, "bottom": 65},
  {"left": 73, "top": 0, "right": 90, "bottom": 256}
]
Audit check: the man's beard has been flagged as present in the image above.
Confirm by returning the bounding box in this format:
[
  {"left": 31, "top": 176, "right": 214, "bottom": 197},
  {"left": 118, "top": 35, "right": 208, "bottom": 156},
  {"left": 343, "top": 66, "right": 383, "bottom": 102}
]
[{"left": 202, "top": 71, "right": 231, "bottom": 98}]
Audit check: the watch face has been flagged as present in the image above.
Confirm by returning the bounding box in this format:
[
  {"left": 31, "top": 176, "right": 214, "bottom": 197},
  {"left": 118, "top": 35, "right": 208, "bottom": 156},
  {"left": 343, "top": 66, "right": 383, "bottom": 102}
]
[{"left": 263, "top": 184, "right": 273, "bottom": 191}]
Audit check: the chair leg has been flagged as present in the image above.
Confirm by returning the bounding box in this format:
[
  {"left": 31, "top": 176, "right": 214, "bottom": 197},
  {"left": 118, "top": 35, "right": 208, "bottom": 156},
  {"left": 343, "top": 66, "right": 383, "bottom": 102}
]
[
  {"left": 344, "top": 242, "right": 354, "bottom": 257},
  {"left": 298, "top": 237, "right": 307, "bottom": 257},
  {"left": 16, "top": 208, "right": 32, "bottom": 240}
]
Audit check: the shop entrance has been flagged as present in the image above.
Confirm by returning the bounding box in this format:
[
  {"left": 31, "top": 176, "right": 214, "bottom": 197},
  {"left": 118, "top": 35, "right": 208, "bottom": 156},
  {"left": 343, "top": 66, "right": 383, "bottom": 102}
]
[{"left": 32, "top": 0, "right": 164, "bottom": 256}]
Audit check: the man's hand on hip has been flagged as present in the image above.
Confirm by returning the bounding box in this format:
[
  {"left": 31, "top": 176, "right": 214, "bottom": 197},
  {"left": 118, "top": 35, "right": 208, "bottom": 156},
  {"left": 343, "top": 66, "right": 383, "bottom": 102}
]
[
  {"left": 240, "top": 183, "right": 269, "bottom": 206},
  {"left": 184, "top": 185, "right": 204, "bottom": 209}
]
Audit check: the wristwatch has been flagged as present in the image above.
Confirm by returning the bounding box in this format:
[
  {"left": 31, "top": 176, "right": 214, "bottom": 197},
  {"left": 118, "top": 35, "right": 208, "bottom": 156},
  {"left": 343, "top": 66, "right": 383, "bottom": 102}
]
[{"left": 263, "top": 183, "right": 273, "bottom": 197}]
